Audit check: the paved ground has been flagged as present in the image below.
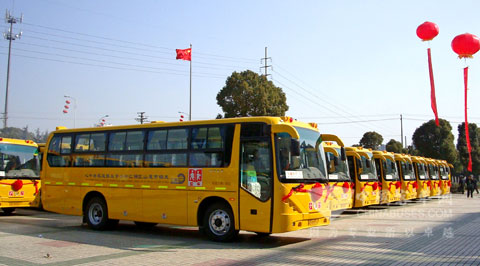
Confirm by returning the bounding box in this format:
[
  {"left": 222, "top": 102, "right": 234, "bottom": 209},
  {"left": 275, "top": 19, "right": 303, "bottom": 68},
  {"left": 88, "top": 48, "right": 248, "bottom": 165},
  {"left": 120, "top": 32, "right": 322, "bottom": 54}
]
[{"left": 0, "top": 193, "right": 479, "bottom": 265}]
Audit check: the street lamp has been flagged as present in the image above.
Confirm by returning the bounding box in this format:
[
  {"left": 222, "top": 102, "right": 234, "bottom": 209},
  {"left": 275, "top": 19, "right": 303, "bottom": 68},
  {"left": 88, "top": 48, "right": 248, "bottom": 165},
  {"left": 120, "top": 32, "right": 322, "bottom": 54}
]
[{"left": 64, "top": 95, "right": 77, "bottom": 128}]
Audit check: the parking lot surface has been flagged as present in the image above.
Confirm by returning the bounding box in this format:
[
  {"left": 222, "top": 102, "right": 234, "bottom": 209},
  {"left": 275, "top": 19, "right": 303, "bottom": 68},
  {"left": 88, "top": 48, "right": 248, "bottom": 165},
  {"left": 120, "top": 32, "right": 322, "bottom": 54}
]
[{"left": 0, "top": 193, "right": 479, "bottom": 265}]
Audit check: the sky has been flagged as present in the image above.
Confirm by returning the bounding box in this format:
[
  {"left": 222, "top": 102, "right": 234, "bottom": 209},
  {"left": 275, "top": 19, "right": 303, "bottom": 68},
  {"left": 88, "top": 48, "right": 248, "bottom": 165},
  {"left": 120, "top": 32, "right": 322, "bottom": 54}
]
[{"left": 1, "top": 0, "right": 480, "bottom": 146}]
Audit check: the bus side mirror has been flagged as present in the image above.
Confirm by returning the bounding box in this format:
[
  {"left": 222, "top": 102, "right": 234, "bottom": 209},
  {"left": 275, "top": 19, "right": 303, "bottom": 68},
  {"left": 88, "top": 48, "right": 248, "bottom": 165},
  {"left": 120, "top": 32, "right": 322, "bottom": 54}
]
[
  {"left": 340, "top": 147, "right": 346, "bottom": 162},
  {"left": 291, "top": 139, "right": 300, "bottom": 156}
]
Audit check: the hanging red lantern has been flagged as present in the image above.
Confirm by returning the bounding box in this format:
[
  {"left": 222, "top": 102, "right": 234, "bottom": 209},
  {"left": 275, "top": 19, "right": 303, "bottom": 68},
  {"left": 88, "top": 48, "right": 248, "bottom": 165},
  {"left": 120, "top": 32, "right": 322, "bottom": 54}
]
[
  {"left": 65, "top": 100, "right": 71, "bottom": 104},
  {"left": 11, "top": 180, "right": 23, "bottom": 191},
  {"left": 417, "top": 21, "right": 440, "bottom": 126},
  {"left": 416, "top": 21, "right": 439, "bottom": 41},
  {"left": 63, "top": 110, "right": 68, "bottom": 114},
  {"left": 452, "top": 33, "right": 480, "bottom": 58}
]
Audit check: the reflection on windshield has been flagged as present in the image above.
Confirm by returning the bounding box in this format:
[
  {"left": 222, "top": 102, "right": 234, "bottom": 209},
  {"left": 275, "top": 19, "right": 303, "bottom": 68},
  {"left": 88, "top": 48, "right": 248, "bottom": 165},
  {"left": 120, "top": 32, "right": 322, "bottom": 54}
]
[
  {"left": 428, "top": 165, "right": 439, "bottom": 180},
  {"left": 439, "top": 166, "right": 449, "bottom": 180},
  {"left": 384, "top": 158, "right": 399, "bottom": 181},
  {"left": 0, "top": 143, "right": 40, "bottom": 178},
  {"left": 401, "top": 162, "right": 414, "bottom": 180},
  {"left": 358, "top": 154, "right": 377, "bottom": 181},
  {"left": 277, "top": 127, "right": 327, "bottom": 182},
  {"left": 326, "top": 149, "right": 350, "bottom": 181}
]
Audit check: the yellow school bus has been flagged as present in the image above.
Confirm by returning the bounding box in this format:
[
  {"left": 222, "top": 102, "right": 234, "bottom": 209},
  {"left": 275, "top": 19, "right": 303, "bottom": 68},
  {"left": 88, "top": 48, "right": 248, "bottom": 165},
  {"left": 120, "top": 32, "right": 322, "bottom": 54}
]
[
  {"left": 373, "top": 151, "right": 401, "bottom": 204},
  {"left": 346, "top": 147, "right": 380, "bottom": 207},
  {"left": 411, "top": 156, "right": 430, "bottom": 198},
  {"left": 426, "top": 158, "right": 441, "bottom": 197},
  {"left": 322, "top": 134, "right": 353, "bottom": 211},
  {"left": 41, "top": 116, "right": 331, "bottom": 241},
  {"left": 438, "top": 160, "right": 451, "bottom": 195},
  {"left": 394, "top": 153, "right": 417, "bottom": 201},
  {"left": 0, "top": 137, "right": 41, "bottom": 214}
]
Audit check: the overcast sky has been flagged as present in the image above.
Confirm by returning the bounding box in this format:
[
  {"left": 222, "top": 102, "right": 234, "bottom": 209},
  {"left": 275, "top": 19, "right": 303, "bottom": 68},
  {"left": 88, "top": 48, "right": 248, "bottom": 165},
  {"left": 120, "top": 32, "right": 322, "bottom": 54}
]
[{"left": 1, "top": 0, "right": 480, "bottom": 146}]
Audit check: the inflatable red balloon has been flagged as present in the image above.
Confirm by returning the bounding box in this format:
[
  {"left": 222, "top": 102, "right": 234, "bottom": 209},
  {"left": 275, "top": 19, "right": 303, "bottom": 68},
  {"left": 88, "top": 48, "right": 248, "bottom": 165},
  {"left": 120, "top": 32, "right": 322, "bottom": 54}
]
[
  {"left": 416, "top": 21, "right": 439, "bottom": 41},
  {"left": 452, "top": 33, "right": 480, "bottom": 58}
]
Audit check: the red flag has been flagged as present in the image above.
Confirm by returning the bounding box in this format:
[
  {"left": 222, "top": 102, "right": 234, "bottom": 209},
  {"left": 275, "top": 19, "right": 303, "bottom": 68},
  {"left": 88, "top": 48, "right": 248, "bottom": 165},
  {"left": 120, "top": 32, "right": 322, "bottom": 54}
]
[
  {"left": 464, "top": 67, "right": 473, "bottom": 172},
  {"left": 176, "top": 48, "right": 191, "bottom": 61},
  {"left": 428, "top": 48, "right": 439, "bottom": 126}
]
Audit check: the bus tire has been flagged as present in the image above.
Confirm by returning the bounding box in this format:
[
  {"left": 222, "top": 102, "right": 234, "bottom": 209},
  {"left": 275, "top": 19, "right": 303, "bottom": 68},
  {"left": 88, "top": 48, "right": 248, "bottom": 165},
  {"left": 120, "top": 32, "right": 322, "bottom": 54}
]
[
  {"left": 134, "top": 221, "right": 157, "bottom": 229},
  {"left": 1, "top": 208, "right": 15, "bottom": 215},
  {"left": 203, "top": 203, "right": 238, "bottom": 242},
  {"left": 85, "top": 197, "right": 117, "bottom": 230}
]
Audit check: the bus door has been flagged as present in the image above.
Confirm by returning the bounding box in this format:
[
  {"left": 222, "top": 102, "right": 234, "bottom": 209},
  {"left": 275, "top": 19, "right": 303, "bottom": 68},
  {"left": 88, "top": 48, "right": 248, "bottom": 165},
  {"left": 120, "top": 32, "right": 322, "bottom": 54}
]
[{"left": 238, "top": 131, "right": 272, "bottom": 233}]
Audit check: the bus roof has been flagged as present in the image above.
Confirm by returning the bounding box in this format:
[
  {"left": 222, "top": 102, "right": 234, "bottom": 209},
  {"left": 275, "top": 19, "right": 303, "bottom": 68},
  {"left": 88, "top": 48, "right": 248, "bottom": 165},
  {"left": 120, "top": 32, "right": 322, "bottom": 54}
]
[
  {"left": 0, "top": 137, "right": 37, "bottom": 147},
  {"left": 52, "top": 116, "right": 319, "bottom": 135}
]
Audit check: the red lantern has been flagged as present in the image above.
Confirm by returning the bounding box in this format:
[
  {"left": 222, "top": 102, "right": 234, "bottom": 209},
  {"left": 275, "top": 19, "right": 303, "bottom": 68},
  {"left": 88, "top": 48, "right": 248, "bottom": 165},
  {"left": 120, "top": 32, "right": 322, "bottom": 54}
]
[
  {"left": 452, "top": 33, "right": 480, "bottom": 58},
  {"left": 65, "top": 100, "right": 71, "bottom": 104},
  {"left": 63, "top": 110, "right": 68, "bottom": 114},
  {"left": 64, "top": 105, "right": 69, "bottom": 109},
  {"left": 11, "top": 180, "right": 23, "bottom": 191},
  {"left": 416, "top": 21, "right": 439, "bottom": 41}
]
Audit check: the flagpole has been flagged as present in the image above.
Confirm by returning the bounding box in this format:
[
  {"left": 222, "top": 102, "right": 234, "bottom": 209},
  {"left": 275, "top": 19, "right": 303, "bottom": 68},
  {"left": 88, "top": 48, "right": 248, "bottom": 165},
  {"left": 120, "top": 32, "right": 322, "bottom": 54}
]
[{"left": 189, "top": 43, "right": 192, "bottom": 121}]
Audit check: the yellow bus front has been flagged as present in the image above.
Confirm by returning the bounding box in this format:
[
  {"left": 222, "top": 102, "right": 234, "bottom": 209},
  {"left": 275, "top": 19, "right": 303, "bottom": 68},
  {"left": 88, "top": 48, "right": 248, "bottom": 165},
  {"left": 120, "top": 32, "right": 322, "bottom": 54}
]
[
  {"left": 412, "top": 156, "right": 430, "bottom": 198},
  {"left": 426, "top": 159, "right": 441, "bottom": 196},
  {"left": 346, "top": 147, "right": 380, "bottom": 207},
  {"left": 394, "top": 154, "right": 417, "bottom": 201},
  {"left": 322, "top": 136, "right": 353, "bottom": 211},
  {"left": 0, "top": 138, "right": 41, "bottom": 214},
  {"left": 373, "top": 151, "right": 401, "bottom": 204},
  {"left": 438, "top": 161, "right": 451, "bottom": 195}
]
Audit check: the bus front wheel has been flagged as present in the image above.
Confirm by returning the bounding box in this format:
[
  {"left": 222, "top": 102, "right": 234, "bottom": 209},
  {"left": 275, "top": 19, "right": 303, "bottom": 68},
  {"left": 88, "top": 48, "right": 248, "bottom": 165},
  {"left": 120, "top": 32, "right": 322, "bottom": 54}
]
[
  {"left": 203, "top": 203, "right": 238, "bottom": 242},
  {"left": 1, "top": 208, "right": 15, "bottom": 215},
  {"left": 84, "top": 197, "right": 118, "bottom": 230}
]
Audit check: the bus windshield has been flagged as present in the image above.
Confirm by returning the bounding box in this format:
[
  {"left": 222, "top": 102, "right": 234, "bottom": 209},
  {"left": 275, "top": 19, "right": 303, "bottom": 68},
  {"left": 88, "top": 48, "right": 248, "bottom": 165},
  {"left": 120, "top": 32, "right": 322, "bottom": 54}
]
[
  {"left": 0, "top": 143, "right": 40, "bottom": 178},
  {"left": 326, "top": 148, "right": 350, "bottom": 182},
  {"left": 401, "top": 162, "right": 415, "bottom": 180},
  {"left": 358, "top": 154, "right": 377, "bottom": 181},
  {"left": 439, "top": 166, "right": 449, "bottom": 180},
  {"left": 428, "top": 165, "right": 439, "bottom": 180},
  {"left": 277, "top": 127, "right": 327, "bottom": 182},
  {"left": 416, "top": 163, "right": 428, "bottom": 180},
  {"left": 384, "top": 158, "right": 399, "bottom": 181}
]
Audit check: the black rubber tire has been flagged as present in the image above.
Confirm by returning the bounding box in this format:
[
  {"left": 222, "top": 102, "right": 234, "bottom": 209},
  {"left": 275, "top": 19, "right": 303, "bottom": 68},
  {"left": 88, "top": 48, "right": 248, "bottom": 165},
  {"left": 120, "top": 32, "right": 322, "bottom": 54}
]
[
  {"left": 84, "top": 197, "right": 117, "bottom": 230},
  {"left": 134, "top": 221, "right": 158, "bottom": 229},
  {"left": 203, "top": 203, "right": 238, "bottom": 242},
  {"left": 1, "top": 208, "right": 15, "bottom": 215}
]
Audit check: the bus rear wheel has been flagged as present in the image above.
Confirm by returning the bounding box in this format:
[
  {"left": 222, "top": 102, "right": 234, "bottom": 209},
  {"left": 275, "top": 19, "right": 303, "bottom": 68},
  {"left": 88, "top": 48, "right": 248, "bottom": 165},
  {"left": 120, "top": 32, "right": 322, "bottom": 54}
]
[
  {"left": 1, "top": 208, "right": 15, "bottom": 215},
  {"left": 84, "top": 197, "right": 118, "bottom": 230},
  {"left": 203, "top": 203, "right": 238, "bottom": 242}
]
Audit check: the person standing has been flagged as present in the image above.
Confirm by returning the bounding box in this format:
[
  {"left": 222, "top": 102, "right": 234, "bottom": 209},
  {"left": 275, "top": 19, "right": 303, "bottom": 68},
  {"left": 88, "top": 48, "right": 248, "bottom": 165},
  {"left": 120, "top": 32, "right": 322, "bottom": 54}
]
[{"left": 466, "top": 175, "right": 475, "bottom": 198}]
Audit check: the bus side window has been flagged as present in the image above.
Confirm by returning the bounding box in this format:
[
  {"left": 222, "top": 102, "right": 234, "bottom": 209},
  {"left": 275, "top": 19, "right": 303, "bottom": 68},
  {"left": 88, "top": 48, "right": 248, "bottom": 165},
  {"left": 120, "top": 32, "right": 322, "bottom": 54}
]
[
  {"left": 47, "top": 135, "right": 72, "bottom": 167},
  {"left": 347, "top": 156, "right": 355, "bottom": 179}
]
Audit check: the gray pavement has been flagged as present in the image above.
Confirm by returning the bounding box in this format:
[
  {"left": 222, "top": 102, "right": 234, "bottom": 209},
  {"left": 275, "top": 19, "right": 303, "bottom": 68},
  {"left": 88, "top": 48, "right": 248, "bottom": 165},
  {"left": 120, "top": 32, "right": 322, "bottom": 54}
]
[{"left": 0, "top": 193, "right": 479, "bottom": 265}]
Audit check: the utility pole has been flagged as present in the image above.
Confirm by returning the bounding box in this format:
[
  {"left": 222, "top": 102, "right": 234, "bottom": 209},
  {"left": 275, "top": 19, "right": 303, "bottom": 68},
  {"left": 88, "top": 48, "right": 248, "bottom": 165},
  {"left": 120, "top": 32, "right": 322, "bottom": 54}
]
[
  {"left": 400, "top": 114, "right": 404, "bottom": 147},
  {"left": 135, "top": 112, "right": 148, "bottom": 124},
  {"left": 3, "top": 10, "right": 22, "bottom": 128},
  {"left": 260, "top": 47, "right": 272, "bottom": 78}
]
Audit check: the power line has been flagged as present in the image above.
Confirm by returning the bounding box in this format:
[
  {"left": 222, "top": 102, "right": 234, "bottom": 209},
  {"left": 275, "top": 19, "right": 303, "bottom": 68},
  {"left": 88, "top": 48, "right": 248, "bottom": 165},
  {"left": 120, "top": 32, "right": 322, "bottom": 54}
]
[{"left": 21, "top": 22, "right": 258, "bottom": 62}]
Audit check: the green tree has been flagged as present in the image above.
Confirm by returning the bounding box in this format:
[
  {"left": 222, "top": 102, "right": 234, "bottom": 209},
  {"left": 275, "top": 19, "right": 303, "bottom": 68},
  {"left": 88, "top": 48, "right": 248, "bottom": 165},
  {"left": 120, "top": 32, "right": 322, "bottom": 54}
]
[
  {"left": 359, "top": 131, "right": 383, "bottom": 150},
  {"left": 0, "top": 127, "right": 49, "bottom": 143},
  {"left": 456, "top": 122, "right": 480, "bottom": 174},
  {"left": 406, "top": 145, "right": 419, "bottom": 156},
  {"left": 216, "top": 70, "right": 288, "bottom": 117},
  {"left": 412, "top": 119, "right": 457, "bottom": 163},
  {"left": 386, "top": 139, "right": 406, "bottom": 153}
]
